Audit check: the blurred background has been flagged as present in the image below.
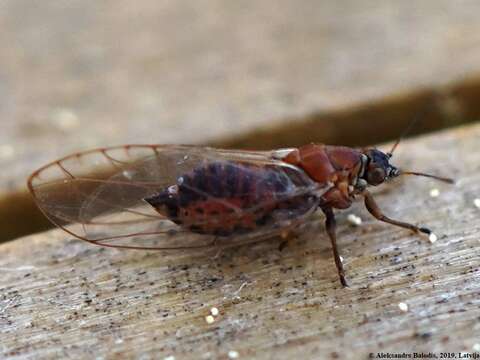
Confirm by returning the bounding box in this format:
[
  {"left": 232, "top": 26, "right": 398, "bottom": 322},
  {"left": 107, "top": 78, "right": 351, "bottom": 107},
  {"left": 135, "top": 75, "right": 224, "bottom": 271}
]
[{"left": 1, "top": 0, "right": 480, "bottom": 240}]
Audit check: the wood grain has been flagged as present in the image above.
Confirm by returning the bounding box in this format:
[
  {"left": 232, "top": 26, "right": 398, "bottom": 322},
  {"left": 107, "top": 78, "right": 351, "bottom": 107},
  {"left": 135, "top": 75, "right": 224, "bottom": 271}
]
[{"left": 1, "top": 123, "right": 479, "bottom": 359}]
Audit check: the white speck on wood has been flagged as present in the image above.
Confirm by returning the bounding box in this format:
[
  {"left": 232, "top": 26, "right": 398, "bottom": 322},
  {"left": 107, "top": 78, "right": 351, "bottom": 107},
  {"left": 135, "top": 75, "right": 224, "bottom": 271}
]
[
  {"left": 228, "top": 350, "right": 239, "bottom": 359},
  {"left": 210, "top": 307, "right": 219, "bottom": 316},
  {"left": 474, "top": 198, "right": 480, "bottom": 209},
  {"left": 398, "top": 302, "right": 409, "bottom": 312},
  {"left": 347, "top": 214, "right": 362, "bottom": 226},
  {"left": 429, "top": 188, "right": 440, "bottom": 197}
]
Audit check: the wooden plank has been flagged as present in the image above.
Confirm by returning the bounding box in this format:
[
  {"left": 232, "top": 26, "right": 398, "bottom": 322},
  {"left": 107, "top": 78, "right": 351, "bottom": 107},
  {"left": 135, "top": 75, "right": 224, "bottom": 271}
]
[{"left": 2, "top": 123, "right": 479, "bottom": 359}]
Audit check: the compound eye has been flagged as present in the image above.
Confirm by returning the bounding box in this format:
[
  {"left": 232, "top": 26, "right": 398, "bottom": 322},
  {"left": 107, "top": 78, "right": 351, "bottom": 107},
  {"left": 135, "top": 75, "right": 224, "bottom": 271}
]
[{"left": 367, "top": 167, "right": 386, "bottom": 185}]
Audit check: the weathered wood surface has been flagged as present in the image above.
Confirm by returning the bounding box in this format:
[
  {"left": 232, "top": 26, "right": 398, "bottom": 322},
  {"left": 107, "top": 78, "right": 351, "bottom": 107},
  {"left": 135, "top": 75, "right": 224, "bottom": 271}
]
[{"left": 2, "top": 123, "right": 480, "bottom": 359}]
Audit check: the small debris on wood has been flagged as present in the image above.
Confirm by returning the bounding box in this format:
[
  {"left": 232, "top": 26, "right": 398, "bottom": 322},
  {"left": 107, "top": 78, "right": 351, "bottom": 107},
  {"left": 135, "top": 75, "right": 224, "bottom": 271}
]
[
  {"left": 228, "top": 350, "right": 239, "bottom": 359},
  {"left": 474, "top": 198, "right": 480, "bottom": 209},
  {"left": 398, "top": 302, "right": 409, "bottom": 312},
  {"left": 210, "top": 307, "right": 219, "bottom": 317},
  {"left": 347, "top": 214, "right": 362, "bottom": 226},
  {"left": 429, "top": 188, "right": 440, "bottom": 198}
]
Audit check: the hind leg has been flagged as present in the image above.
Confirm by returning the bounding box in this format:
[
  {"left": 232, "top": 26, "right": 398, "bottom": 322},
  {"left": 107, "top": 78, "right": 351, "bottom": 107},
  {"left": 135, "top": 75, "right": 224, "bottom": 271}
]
[{"left": 321, "top": 206, "right": 348, "bottom": 287}]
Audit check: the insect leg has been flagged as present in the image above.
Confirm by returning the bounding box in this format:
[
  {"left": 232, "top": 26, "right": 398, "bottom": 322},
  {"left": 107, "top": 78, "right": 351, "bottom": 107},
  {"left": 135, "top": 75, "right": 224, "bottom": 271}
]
[
  {"left": 362, "top": 190, "right": 432, "bottom": 235},
  {"left": 321, "top": 206, "right": 348, "bottom": 287}
]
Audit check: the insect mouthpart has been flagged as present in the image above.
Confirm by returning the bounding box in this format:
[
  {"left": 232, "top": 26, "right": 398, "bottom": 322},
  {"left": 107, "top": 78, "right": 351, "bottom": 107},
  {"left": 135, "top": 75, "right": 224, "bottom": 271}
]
[{"left": 388, "top": 166, "right": 400, "bottom": 178}]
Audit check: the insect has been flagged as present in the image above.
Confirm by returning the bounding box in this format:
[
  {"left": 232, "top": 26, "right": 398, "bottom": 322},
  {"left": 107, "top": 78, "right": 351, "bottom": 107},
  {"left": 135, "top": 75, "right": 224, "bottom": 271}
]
[{"left": 28, "top": 141, "right": 453, "bottom": 286}]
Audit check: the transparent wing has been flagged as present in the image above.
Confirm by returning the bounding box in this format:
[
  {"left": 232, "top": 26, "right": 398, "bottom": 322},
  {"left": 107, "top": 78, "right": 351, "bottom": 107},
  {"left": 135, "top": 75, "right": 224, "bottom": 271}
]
[{"left": 28, "top": 145, "right": 326, "bottom": 249}]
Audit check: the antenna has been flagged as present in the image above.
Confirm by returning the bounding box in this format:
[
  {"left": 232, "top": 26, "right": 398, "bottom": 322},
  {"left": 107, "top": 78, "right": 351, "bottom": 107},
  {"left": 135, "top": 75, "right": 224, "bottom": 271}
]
[
  {"left": 387, "top": 101, "right": 434, "bottom": 158},
  {"left": 399, "top": 171, "right": 454, "bottom": 184}
]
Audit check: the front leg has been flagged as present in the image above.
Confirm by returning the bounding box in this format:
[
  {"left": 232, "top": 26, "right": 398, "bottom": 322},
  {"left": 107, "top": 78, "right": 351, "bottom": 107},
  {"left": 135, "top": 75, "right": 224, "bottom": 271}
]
[
  {"left": 363, "top": 190, "right": 432, "bottom": 236},
  {"left": 321, "top": 206, "right": 348, "bottom": 287}
]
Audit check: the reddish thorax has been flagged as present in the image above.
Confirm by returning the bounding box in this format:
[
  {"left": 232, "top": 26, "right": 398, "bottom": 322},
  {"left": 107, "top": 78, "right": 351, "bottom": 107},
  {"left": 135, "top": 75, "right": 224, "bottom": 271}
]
[{"left": 282, "top": 144, "right": 364, "bottom": 209}]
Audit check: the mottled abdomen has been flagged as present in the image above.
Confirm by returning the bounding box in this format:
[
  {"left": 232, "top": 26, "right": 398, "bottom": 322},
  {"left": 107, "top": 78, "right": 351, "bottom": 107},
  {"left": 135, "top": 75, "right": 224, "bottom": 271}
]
[{"left": 144, "top": 161, "right": 318, "bottom": 236}]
